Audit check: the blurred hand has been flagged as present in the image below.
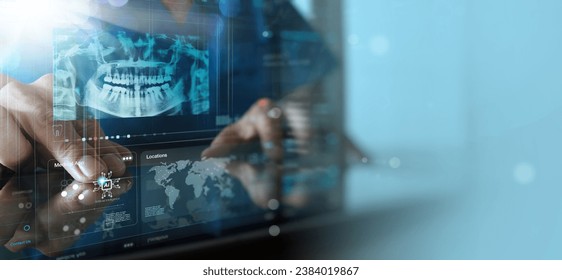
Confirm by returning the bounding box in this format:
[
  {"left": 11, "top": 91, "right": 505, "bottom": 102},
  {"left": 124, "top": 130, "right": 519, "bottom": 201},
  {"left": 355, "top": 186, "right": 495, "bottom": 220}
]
[
  {"left": 202, "top": 97, "right": 310, "bottom": 209},
  {"left": 202, "top": 98, "right": 284, "bottom": 163}
]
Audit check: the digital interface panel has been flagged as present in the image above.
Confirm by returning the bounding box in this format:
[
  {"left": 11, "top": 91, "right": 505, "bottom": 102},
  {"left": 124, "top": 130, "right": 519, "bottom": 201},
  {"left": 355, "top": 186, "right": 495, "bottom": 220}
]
[
  {"left": 53, "top": 30, "right": 210, "bottom": 120},
  {"left": 47, "top": 154, "right": 138, "bottom": 241},
  {"left": 0, "top": 0, "right": 343, "bottom": 260},
  {"left": 52, "top": 10, "right": 224, "bottom": 146},
  {"left": 140, "top": 146, "right": 260, "bottom": 233}
]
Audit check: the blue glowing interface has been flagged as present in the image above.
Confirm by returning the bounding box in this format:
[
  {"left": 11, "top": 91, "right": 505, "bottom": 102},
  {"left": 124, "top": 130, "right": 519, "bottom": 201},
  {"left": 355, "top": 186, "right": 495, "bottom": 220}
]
[{"left": 53, "top": 29, "right": 210, "bottom": 120}]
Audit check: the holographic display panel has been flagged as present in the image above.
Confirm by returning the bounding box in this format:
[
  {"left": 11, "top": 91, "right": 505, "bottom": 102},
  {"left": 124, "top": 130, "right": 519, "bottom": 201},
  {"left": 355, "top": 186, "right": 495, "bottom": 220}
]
[
  {"left": 140, "top": 146, "right": 260, "bottom": 233},
  {"left": 54, "top": 29, "right": 210, "bottom": 120}
]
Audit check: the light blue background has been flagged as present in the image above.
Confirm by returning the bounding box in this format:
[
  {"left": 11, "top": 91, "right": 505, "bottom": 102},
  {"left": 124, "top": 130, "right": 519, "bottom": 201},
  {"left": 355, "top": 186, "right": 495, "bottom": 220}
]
[{"left": 341, "top": 0, "right": 562, "bottom": 258}]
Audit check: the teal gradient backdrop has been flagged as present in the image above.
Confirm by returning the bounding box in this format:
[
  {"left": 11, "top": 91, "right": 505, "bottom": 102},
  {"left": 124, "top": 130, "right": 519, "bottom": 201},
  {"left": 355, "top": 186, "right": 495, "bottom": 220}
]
[{"left": 343, "top": 0, "right": 562, "bottom": 259}]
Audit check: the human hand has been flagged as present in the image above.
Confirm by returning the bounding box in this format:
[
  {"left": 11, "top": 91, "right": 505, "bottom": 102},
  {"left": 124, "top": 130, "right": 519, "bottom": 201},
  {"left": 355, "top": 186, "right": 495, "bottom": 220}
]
[
  {"left": 202, "top": 97, "right": 310, "bottom": 209},
  {"left": 0, "top": 74, "right": 131, "bottom": 183},
  {"left": 202, "top": 98, "right": 284, "bottom": 163},
  {"left": 0, "top": 74, "right": 134, "bottom": 256}
]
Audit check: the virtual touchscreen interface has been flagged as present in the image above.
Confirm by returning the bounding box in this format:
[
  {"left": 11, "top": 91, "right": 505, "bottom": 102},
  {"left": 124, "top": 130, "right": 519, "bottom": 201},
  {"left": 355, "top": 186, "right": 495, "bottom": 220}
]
[{"left": 0, "top": 0, "right": 342, "bottom": 259}]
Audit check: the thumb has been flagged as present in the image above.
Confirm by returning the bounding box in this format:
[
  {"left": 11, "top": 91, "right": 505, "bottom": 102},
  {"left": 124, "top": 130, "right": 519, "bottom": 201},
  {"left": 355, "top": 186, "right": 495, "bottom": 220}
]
[{"left": 43, "top": 121, "right": 110, "bottom": 182}]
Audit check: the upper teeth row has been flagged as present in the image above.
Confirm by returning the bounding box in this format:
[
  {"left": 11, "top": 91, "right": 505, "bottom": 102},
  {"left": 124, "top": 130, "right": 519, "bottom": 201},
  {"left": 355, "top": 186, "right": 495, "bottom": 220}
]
[{"left": 104, "top": 73, "right": 172, "bottom": 86}]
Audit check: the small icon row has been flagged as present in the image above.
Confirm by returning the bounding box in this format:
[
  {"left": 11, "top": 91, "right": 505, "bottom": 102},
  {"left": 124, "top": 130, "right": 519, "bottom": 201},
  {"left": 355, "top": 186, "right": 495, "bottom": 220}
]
[{"left": 79, "top": 135, "right": 132, "bottom": 142}]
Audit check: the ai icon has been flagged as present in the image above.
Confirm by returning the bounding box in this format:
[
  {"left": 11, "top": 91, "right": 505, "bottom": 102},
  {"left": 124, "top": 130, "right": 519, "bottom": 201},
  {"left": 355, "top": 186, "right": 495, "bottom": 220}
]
[{"left": 93, "top": 171, "right": 121, "bottom": 199}]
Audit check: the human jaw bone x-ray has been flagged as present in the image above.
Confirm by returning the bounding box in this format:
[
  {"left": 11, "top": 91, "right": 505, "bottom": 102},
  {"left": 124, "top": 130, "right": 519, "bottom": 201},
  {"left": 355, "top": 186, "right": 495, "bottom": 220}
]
[{"left": 54, "top": 29, "right": 210, "bottom": 120}]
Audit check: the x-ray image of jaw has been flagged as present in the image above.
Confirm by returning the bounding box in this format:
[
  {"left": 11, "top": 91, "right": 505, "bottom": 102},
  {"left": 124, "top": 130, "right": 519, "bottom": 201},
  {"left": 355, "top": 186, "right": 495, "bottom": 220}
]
[{"left": 54, "top": 29, "right": 210, "bottom": 120}]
